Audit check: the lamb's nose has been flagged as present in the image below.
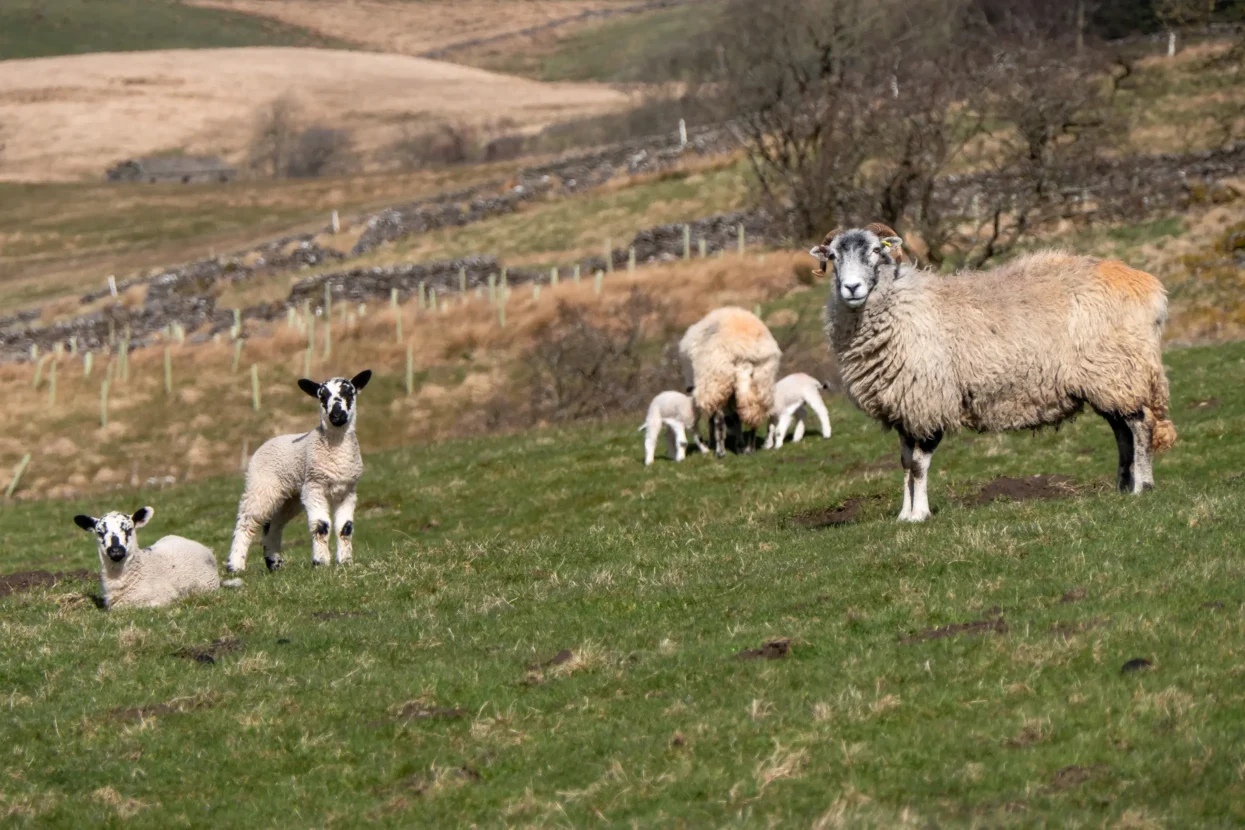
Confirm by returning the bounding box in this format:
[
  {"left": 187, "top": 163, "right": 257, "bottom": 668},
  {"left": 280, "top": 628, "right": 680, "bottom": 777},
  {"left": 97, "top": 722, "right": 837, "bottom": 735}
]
[{"left": 106, "top": 544, "right": 127, "bottom": 561}]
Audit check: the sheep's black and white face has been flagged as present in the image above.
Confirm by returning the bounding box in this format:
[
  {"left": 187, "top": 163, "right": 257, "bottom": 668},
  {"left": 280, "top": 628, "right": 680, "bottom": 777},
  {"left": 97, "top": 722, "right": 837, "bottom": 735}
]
[
  {"left": 73, "top": 507, "right": 152, "bottom": 563},
  {"left": 298, "top": 370, "right": 372, "bottom": 428},
  {"left": 809, "top": 229, "right": 902, "bottom": 311}
]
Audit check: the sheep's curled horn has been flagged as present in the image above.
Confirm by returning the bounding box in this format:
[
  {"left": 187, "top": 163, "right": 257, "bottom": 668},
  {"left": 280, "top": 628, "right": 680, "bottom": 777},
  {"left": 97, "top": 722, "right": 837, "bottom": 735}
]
[{"left": 810, "top": 223, "right": 907, "bottom": 277}]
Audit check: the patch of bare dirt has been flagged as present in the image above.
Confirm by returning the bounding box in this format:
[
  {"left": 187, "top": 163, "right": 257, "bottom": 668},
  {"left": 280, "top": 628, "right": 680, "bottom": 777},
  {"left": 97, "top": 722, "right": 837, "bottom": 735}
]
[
  {"left": 0, "top": 569, "right": 93, "bottom": 598},
  {"left": 396, "top": 702, "right": 468, "bottom": 722},
  {"left": 1121, "top": 657, "right": 1153, "bottom": 674},
  {"left": 111, "top": 694, "right": 219, "bottom": 721},
  {"left": 173, "top": 637, "right": 244, "bottom": 664},
  {"left": 1059, "top": 588, "right": 1088, "bottom": 604},
  {"left": 1046, "top": 764, "right": 1106, "bottom": 792},
  {"left": 973, "top": 475, "right": 1077, "bottom": 506},
  {"left": 794, "top": 497, "right": 875, "bottom": 528},
  {"left": 900, "top": 616, "right": 1008, "bottom": 645},
  {"left": 735, "top": 638, "right": 791, "bottom": 660}
]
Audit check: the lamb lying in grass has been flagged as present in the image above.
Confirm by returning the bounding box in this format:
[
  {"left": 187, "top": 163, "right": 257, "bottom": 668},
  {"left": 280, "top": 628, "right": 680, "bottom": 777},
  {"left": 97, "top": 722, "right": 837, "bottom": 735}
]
[
  {"left": 764, "top": 373, "right": 832, "bottom": 449},
  {"left": 640, "top": 390, "right": 708, "bottom": 465},
  {"left": 73, "top": 507, "right": 234, "bottom": 609},
  {"left": 227, "top": 370, "right": 372, "bottom": 573}
]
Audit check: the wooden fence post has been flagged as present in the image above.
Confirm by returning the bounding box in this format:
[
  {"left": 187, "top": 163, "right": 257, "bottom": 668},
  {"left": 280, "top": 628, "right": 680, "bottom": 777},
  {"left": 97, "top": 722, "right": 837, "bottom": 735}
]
[
  {"left": 164, "top": 347, "right": 173, "bottom": 395},
  {"left": 250, "top": 364, "right": 261, "bottom": 411},
  {"left": 683, "top": 225, "right": 691, "bottom": 260},
  {"left": 405, "top": 345, "right": 414, "bottom": 397},
  {"left": 5, "top": 454, "right": 31, "bottom": 500},
  {"left": 573, "top": 263, "right": 581, "bottom": 284},
  {"left": 232, "top": 339, "right": 243, "bottom": 374},
  {"left": 699, "top": 238, "right": 707, "bottom": 258}
]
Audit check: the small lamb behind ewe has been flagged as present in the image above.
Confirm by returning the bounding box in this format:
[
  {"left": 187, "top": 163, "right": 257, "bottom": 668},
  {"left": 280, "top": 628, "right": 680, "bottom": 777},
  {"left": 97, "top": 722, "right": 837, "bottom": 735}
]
[
  {"left": 227, "top": 370, "right": 372, "bottom": 573},
  {"left": 73, "top": 507, "right": 232, "bottom": 609},
  {"left": 764, "top": 373, "right": 832, "bottom": 449},
  {"left": 678, "top": 307, "right": 782, "bottom": 457},
  {"left": 810, "top": 227, "right": 1176, "bottom": 522},
  {"left": 640, "top": 390, "right": 708, "bottom": 465}
]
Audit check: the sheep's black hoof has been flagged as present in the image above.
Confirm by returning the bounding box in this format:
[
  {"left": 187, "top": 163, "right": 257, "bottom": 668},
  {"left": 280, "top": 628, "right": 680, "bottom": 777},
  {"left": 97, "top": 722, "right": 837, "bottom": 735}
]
[{"left": 264, "top": 554, "right": 284, "bottom": 572}]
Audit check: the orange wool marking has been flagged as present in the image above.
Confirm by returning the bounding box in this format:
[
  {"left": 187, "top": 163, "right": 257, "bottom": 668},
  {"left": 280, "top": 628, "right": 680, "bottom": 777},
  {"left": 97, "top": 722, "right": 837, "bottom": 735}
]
[
  {"left": 1095, "top": 260, "right": 1160, "bottom": 299},
  {"left": 721, "top": 310, "right": 768, "bottom": 339}
]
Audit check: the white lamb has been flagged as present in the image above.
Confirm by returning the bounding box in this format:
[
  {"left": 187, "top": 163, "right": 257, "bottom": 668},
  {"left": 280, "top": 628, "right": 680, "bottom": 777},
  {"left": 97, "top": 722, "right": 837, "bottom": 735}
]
[
  {"left": 227, "top": 370, "right": 372, "bottom": 573},
  {"left": 764, "top": 373, "right": 832, "bottom": 449},
  {"left": 640, "top": 390, "right": 708, "bottom": 465},
  {"left": 73, "top": 507, "right": 232, "bottom": 609}
]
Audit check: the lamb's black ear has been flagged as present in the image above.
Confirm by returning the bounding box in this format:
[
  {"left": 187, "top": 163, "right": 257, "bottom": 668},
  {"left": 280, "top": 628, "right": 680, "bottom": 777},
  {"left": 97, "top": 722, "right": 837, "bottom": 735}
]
[
  {"left": 298, "top": 378, "right": 321, "bottom": 398},
  {"left": 73, "top": 515, "right": 97, "bottom": 532},
  {"left": 131, "top": 506, "right": 154, "bottom": 527},
  {"left": 350, "top": 370, "right": 372, "bottom": 391}
]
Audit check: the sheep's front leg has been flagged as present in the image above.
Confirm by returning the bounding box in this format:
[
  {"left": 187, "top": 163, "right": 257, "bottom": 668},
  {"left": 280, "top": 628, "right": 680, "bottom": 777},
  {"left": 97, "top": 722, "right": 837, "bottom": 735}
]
[
  {"left": 333, "top": 492, "right": 358, "bottom": 565},
  {"left": 711, "top": 412, "right": 727, "bottom": 459},
  {"left": 773, "top": 408, "right": 794, "bottom": 449},
  {"left": 669, "top": 422, "right": 689, "bottom": 461},
  {"left": 302, "top": 486, "right": 333, "bottom": 567},
  {"left": 899, "top": 430, "right": 942, "bottom": 522}
]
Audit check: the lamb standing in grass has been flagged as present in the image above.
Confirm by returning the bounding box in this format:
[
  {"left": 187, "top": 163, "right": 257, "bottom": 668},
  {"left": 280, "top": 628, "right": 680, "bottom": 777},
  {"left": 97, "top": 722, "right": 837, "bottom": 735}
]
[
  {"left": 227, "top": 370, "right": 372, "bottom": 572},
  {"left": 764, "top": 373, "right": 832, "bottom": 449},
  {"left": 73, "top": 507, "right": 230, "bottom": 609},
  {"left": 810, "top": 227, "right": 1176, "bottom": 522},
  {"left": 678, "top": 307, "right": 782, "bottom": 457},
  {"left": 640, "top": 390, "right": 708, "bottom": 465}
]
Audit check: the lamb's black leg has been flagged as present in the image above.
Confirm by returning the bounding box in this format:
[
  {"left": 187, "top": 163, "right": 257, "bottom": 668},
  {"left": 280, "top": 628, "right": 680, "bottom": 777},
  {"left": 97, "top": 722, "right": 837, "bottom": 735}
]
[
  {"left": 712, "top": 412, "right": 726, "bottom": 458},
  {"left": 1104, "top": 412, "right": 1135, "bottom": 494}
]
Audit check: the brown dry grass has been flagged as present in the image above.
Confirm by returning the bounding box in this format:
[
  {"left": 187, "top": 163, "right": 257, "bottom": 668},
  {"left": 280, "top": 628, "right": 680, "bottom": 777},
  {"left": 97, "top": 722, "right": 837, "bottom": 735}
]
[
  {"left": 0, "top": 252, "right": 801, "bottom": 502},
  {"left": 186, "top": 0, "right": 638, "bottom": 56},
  {"left": 0, "top": 47, "right": 628, "bottom": 182}
]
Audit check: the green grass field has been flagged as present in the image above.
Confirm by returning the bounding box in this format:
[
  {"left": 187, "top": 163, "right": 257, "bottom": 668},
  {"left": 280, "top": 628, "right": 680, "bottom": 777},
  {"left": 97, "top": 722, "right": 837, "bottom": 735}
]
[
  {"left": 0, "top": 0, "right": 338, "bottom": 60},
  {"left": 3, "top": 338, "right": 1244, "bottom": 826}
]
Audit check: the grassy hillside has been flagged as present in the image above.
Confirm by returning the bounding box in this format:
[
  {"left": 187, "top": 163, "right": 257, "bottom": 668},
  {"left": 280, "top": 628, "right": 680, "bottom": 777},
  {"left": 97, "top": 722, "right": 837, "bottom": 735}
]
[
  {"left": 2, "top": 339, "right": 1244, "bottom": 826},
  {"left": 0, "top": 0, "right": 338, "bottom": 60},
  {"left": 465, "top": 1, "right": 722, "bottom": 82}
]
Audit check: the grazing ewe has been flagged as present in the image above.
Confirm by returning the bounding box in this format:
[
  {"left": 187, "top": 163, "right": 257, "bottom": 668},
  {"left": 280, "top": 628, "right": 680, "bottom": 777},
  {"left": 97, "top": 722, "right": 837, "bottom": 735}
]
[
  {"left": 73, "top": 507, "right": 229, "bottom": 609},
  {"left": 764, "top": 373, "right": 832, "bottom": 449},
  {"left": 810, "top": 227, "right": 1176, "bottom": 522},
  {"left": 227, "top": 370, "right": 372, "bottom": 573},
  {"left": 678, "top": 307, "right": 782, "bottom": 457},
  {"left": 640, "top": 390, "right": 708, "bottom": 465}
]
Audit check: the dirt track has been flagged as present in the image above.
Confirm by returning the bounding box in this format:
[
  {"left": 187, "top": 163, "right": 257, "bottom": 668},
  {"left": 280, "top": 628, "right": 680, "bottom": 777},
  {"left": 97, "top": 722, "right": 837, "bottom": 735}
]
[{"left": 0, "top": 47, "right": 628, "bottom": 182}]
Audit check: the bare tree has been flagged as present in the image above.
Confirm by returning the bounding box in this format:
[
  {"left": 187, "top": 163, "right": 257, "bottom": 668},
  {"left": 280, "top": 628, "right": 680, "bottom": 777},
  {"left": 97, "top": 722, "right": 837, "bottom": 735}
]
[{"left": 248, "top": 95, "right": 303, "bottom": 179}]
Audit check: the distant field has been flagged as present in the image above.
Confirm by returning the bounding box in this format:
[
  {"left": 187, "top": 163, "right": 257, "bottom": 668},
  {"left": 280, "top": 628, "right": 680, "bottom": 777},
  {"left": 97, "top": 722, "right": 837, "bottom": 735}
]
[
  {"left": 0, "top": 162, "right": 524, "bottom": 311},
  {"left": 458, "top": 0, "right": 721, "bottom": 82},
  {"left": 0, "top": 47, "right": 628, "bottom": 182},
  {"left": 1, "top": 337, "right": 1243, "bottom": 825},
  {"left": 0, "top": 0, "right": 336, "bottom": 60},
  {"left": 186, "top": 0, "right": 641, "bottom": 57}
]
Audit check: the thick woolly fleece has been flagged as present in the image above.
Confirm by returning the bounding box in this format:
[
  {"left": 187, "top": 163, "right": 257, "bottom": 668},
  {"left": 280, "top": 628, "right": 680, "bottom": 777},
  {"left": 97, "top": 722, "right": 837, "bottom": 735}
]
[
  {"left": 678, "top": 307, "right": 781, "bottom": 430},
  {"left": 98, "top": 534, "right": 220, "bottom": 609},
  {"left": 227, "top": 423, "right": 363, "bottom": 571},
  {"left": 825, "top": 250, "right": 1177, "bottom": 448},
  {"left": 765, "top": 373, "right": 832, "bottom": 449}
]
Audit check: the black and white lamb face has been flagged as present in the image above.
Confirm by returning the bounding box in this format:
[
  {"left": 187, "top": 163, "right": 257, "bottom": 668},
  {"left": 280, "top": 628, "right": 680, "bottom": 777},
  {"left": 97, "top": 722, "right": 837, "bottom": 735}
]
[
  {"left": 810, "top": 228, "right": 903, "bottom": 310},
  {"left": 73, "top": 507, "right": 153, "bottom": 562},
  {"left": 298, "top": 370, "right": 372, "bottom": 428}
]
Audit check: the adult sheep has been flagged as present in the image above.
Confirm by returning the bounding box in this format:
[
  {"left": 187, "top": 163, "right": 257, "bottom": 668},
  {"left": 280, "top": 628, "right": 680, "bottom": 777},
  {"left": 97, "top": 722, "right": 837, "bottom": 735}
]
[
  {"left": 678, "top": 307, "right": 781, "bottom": 457},
  {"left": 810, "top": 226, "right": 1176, "bottom": 522}
]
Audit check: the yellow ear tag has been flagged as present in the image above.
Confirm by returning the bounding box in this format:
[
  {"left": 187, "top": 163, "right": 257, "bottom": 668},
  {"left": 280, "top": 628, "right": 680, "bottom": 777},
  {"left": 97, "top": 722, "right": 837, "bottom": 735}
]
[{"left": 881, "top": 241, "right": 892, "bottom": 248}]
